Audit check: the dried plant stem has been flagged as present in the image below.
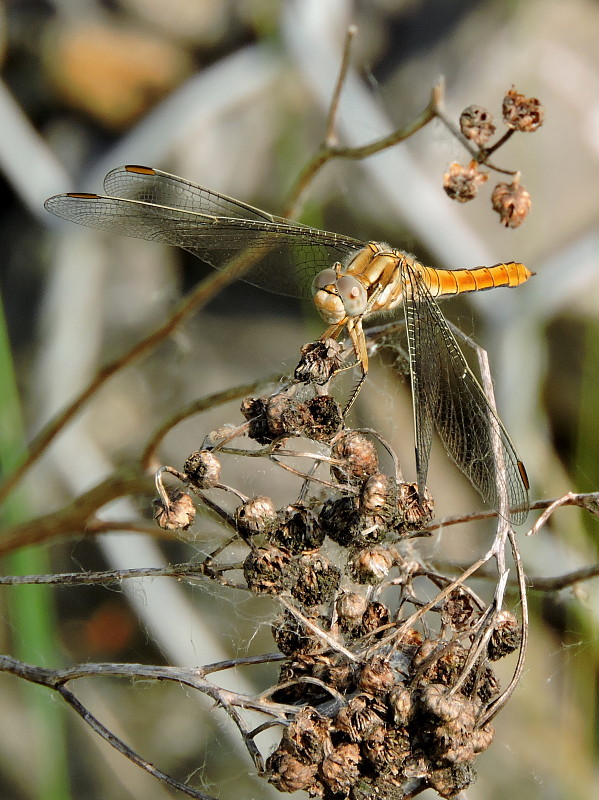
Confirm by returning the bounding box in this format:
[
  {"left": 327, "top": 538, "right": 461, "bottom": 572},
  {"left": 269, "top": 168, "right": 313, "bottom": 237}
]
[
  {"left": 284, "top": 81, "right": 445, "bottom": 218},
  {"left": 0, "top": 653, "right": 294, "bottom": 797}
]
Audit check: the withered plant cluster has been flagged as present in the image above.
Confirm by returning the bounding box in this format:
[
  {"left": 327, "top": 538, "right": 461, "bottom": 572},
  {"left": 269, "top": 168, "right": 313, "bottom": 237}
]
[
  {"left": 154, "top": 341, "right": 524, "bottom": 799},
  {"left": 442, "top": 87, "right": 544, "bottom": 227}
]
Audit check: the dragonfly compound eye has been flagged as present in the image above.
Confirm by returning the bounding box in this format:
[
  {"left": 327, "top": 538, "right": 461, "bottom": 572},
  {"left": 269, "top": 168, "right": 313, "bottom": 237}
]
[
  {"left": 336, "top": 275, "right": 368, "bottom": 317},
  {"left": 311, "top": 268, "right": 338, "bottom": 295}
]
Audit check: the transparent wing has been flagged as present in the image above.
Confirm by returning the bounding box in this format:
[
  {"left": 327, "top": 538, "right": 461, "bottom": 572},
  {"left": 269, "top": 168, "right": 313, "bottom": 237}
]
[
  {"left": 400, "top": 263, "right": 529, "bottom": 524},
  {"left": 103, "top": 165, "right": 300, "bottom": 224},
  {"left": 45, "top": 166, "right": 365, "bottom": 299}
]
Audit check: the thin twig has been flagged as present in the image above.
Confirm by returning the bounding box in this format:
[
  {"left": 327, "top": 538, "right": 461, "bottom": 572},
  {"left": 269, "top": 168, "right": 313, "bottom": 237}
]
[
  {"left": 324, "top": 25, "right": 357, "bottom": 146},
  {"left": 283, "top": 81, "right": 445, "bottom": 218}
]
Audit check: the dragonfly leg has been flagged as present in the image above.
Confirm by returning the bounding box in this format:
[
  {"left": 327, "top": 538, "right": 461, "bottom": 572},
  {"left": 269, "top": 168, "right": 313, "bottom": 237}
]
[{"left": 343, "top": 317, "right": 369, "bottom": 414}]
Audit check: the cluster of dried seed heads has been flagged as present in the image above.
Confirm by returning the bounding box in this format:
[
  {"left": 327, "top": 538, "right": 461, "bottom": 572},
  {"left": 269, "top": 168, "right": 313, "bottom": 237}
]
[
  {"left": 153, "top": 359, "right": 522, "bottom": 798},
  {"left": 265, "top": 616, "right": 518, "bottom": 799},
  {"left": 443, "top": 87, "right": 543, "bottom": 227}
]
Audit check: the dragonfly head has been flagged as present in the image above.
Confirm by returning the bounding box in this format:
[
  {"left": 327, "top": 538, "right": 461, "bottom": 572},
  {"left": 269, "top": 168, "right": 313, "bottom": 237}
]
[{"left": 312, "top": 267, "right": 368, "bottom": 324}]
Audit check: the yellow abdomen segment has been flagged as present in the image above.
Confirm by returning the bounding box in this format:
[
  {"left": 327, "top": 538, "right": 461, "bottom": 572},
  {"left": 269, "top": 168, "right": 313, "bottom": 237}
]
[{"left": 420, "top": 262, "right": 533, "bottom": 298}]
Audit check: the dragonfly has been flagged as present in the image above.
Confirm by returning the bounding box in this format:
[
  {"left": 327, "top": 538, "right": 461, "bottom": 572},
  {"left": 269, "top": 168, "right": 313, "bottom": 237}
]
[{"left": 45, "top": 164, "right": 532, "bottom": 524}]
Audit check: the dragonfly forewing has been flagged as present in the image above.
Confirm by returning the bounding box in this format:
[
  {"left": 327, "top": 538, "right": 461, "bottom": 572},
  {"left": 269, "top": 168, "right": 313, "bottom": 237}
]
[{"left": 45, "top": 168, "right": 364, "bottom": 299}]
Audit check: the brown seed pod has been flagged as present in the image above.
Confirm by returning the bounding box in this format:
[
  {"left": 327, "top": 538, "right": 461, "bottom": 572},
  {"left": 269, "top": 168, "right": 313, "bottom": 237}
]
[
  {"left": 336, "top": 592, "right": 369, "bottom": 632},
  {"left": 282, "top": 707, "right": 332, "bottom": 764},
  {"left": 487, "top": 610, "right": 522, "bottom": 660},
  {"left": 304, "top": 395, "right": 344, "bottom": 442},
  {"left": 388, "top": 684, "right": 413, "bottom": 727},
  {"left": 357, "top": 655, "right": 396, "bottom": 695},
  {"left": 397, "top": 482, "right": 434, "bottom": 532},
  {"left": 360, "top": 473, "right": 400, "bottom": 529},
  {"left": 491, "top": 179, "right": 531, "bottom": 228},
  {"left": 443, "top": 161, "right": 488, "bottom": 203},
  {"left": 441, "top": 588, "right": 479, "bottom": 632},
  {"left": 271, "top": 610, "right": 322, "bottom": 656},
  {"left": 153, "top": 488, "right": 195, "bottom": 531},
  {"left": 362, "top": 724, "right": 411, "bottom": 772},
  {"left": 331, "top": 431, "right": 379, "bottom": 485},
  {"left": 235, "top": 495, "right": 278, "bottom": 539},
  {"left": 294, "top": 338, "right": 344, "bottom": 384},
  {"left": 274, "top": 651, "right": 337, "bottom": 704},
  {"left": 272, "top": 505, "right": 325, "bottom": 554},
  {"left": 266, "top": 748, "right": 318, "bottom": 793},
  {"left": 317, "top": 655, "right": 357, "bottom": 694},
  {"left": 266, "top": 393, "right": 313, "bottom": 438},
  {"left": 334, "top": 693, "right": 385, "bottom": 741},
  {"left": 319, "top": 496, "right": 362, "bottom": 547},
  {"left": 291, "top": 552, "right": 341, "bottom": 607},
  {"left": 427, "top": 762, "right": 477, "bottom": 798},
  {"left": 502, "top": 87, "right": 544, "bottom": 132},
  {"left": 183, "top": 449, "right": 221, "bottom": 489},
  {"left": 459, "top": 104, "right": 496, "bottom": 146},
  {"left": 243, "top": 545, "right": 296, "bottom": 594},
  {"left": 360, "top": 601, "right": 390, "bottom": 637},
  {"left": 320, "top": 742, "right": 361, "bottom": 794},
  {"left": 351, "top": 546, "right": 395, "bottom": 585},
  {"left": 240, "top": 396, "right": 272, "bottom": 443}
]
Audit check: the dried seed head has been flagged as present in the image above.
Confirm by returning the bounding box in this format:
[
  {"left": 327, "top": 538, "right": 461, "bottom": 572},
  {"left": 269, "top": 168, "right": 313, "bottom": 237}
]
[
  {"left": 283, "top": 707, "right": 332, "bottom": 764},
  {"left": 153, "top": 489, "right": 195, "bottom": 531},
  {"left": 427, "top": 763, "right": 477, "bottom": 798},
  {"left": 419, "top": 682, "right": 470, "bottom": 723},
  {"left": 358, "top": 655, "right": 396, "bottom": 695},
  {"left": 351, "top": 546, "right": 395, "bottom": 584},
  {"left": 294, "top": 338, "right": 344, "bottom": 384},
  {"left": 235, "top": 495, "right": 278, "bottom": 539},
  {"left": 271, "top": 610, "right": 321, "bottom": 656},
  {"left": 266, "top": 748, "right": 318, "bottom": 794},
  {"left": 441, "top": 588, "right": 479, "bottom": 632},
  {"left": 240, "top": 396, "right": 272, "bottom": 443},
  {"left": 304, "top": 395, "right": 343, "bottom": 442},
  {"left": 243, "top": 545, "right": 296, "bottom": 594},
  {"left": 334, "top": 694, "right": 385, "bottom": 741},
  {"left": 319, "top": 496, "right": 362, "bottom": 547},
  {"left": 266, "top": 393, "right": 313, "bottom": 438},
  {"left": 331, "top": 431, "right": 379, "bottom": 485},
  {"left": 291, "top": 552, "right": 341, "bottom": 606},
  {"left": 464, "top": 663, "right": 501, "bottom": 704},
  {"left": 362, "top": 724, "right": 411, "bottom": 771},
  {"left": 272, "top": 505, "right": 325, "bottom": 554},
  {"left": 320, "top": 742, "right": 361, "bottom": 794},
  {"left": 491, "top": 179, "right": 531, "bottom": 228},
  {"left": 397, "top": 482, "right": 434, "bottom": 532},
  {"left": 460, "top": 105, "right": 496, "bottom": 146},
  {"left": 389, "top": 684, "right": 413, "bottom": 726},
  {"left": 487, "top": 610, "right": 522, "bottom": 660},
  {"left": 183, "top": 449, "right": 221, "bottom": 489},
  {"left": 274, "top": 651, "right": 337, "bottom": 704},
  {"left": 360, "top": 601, "right": 390, "bottom": 637},
  {"left": 502, "top": 87, "right": 544, "bottom": 132},
  {"left": 336, "top": 592, "right": 369, "bottom": 629},
  {"left": 311, "top": 653, "right": 357, "bottom": 694},
  {"left": 443, "top": 161, "right": 488, "bottom": 203},
  {"left": 412, "top": 641, "right": 470, "bottom": 688},
  {"left": 360, "top": 473, "right": 399, "bottom": 526}
]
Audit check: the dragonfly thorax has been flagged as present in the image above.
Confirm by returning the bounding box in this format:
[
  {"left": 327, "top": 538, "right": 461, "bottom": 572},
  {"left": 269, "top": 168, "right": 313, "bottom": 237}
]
[{"left": 312, "top": 243, "right": 407, "bottom": 325}]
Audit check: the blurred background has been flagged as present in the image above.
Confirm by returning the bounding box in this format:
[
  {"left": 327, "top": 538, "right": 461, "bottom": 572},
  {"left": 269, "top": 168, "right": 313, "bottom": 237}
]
[{"left": 0, "top": 0, "right": 598, "bottom": 798}]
